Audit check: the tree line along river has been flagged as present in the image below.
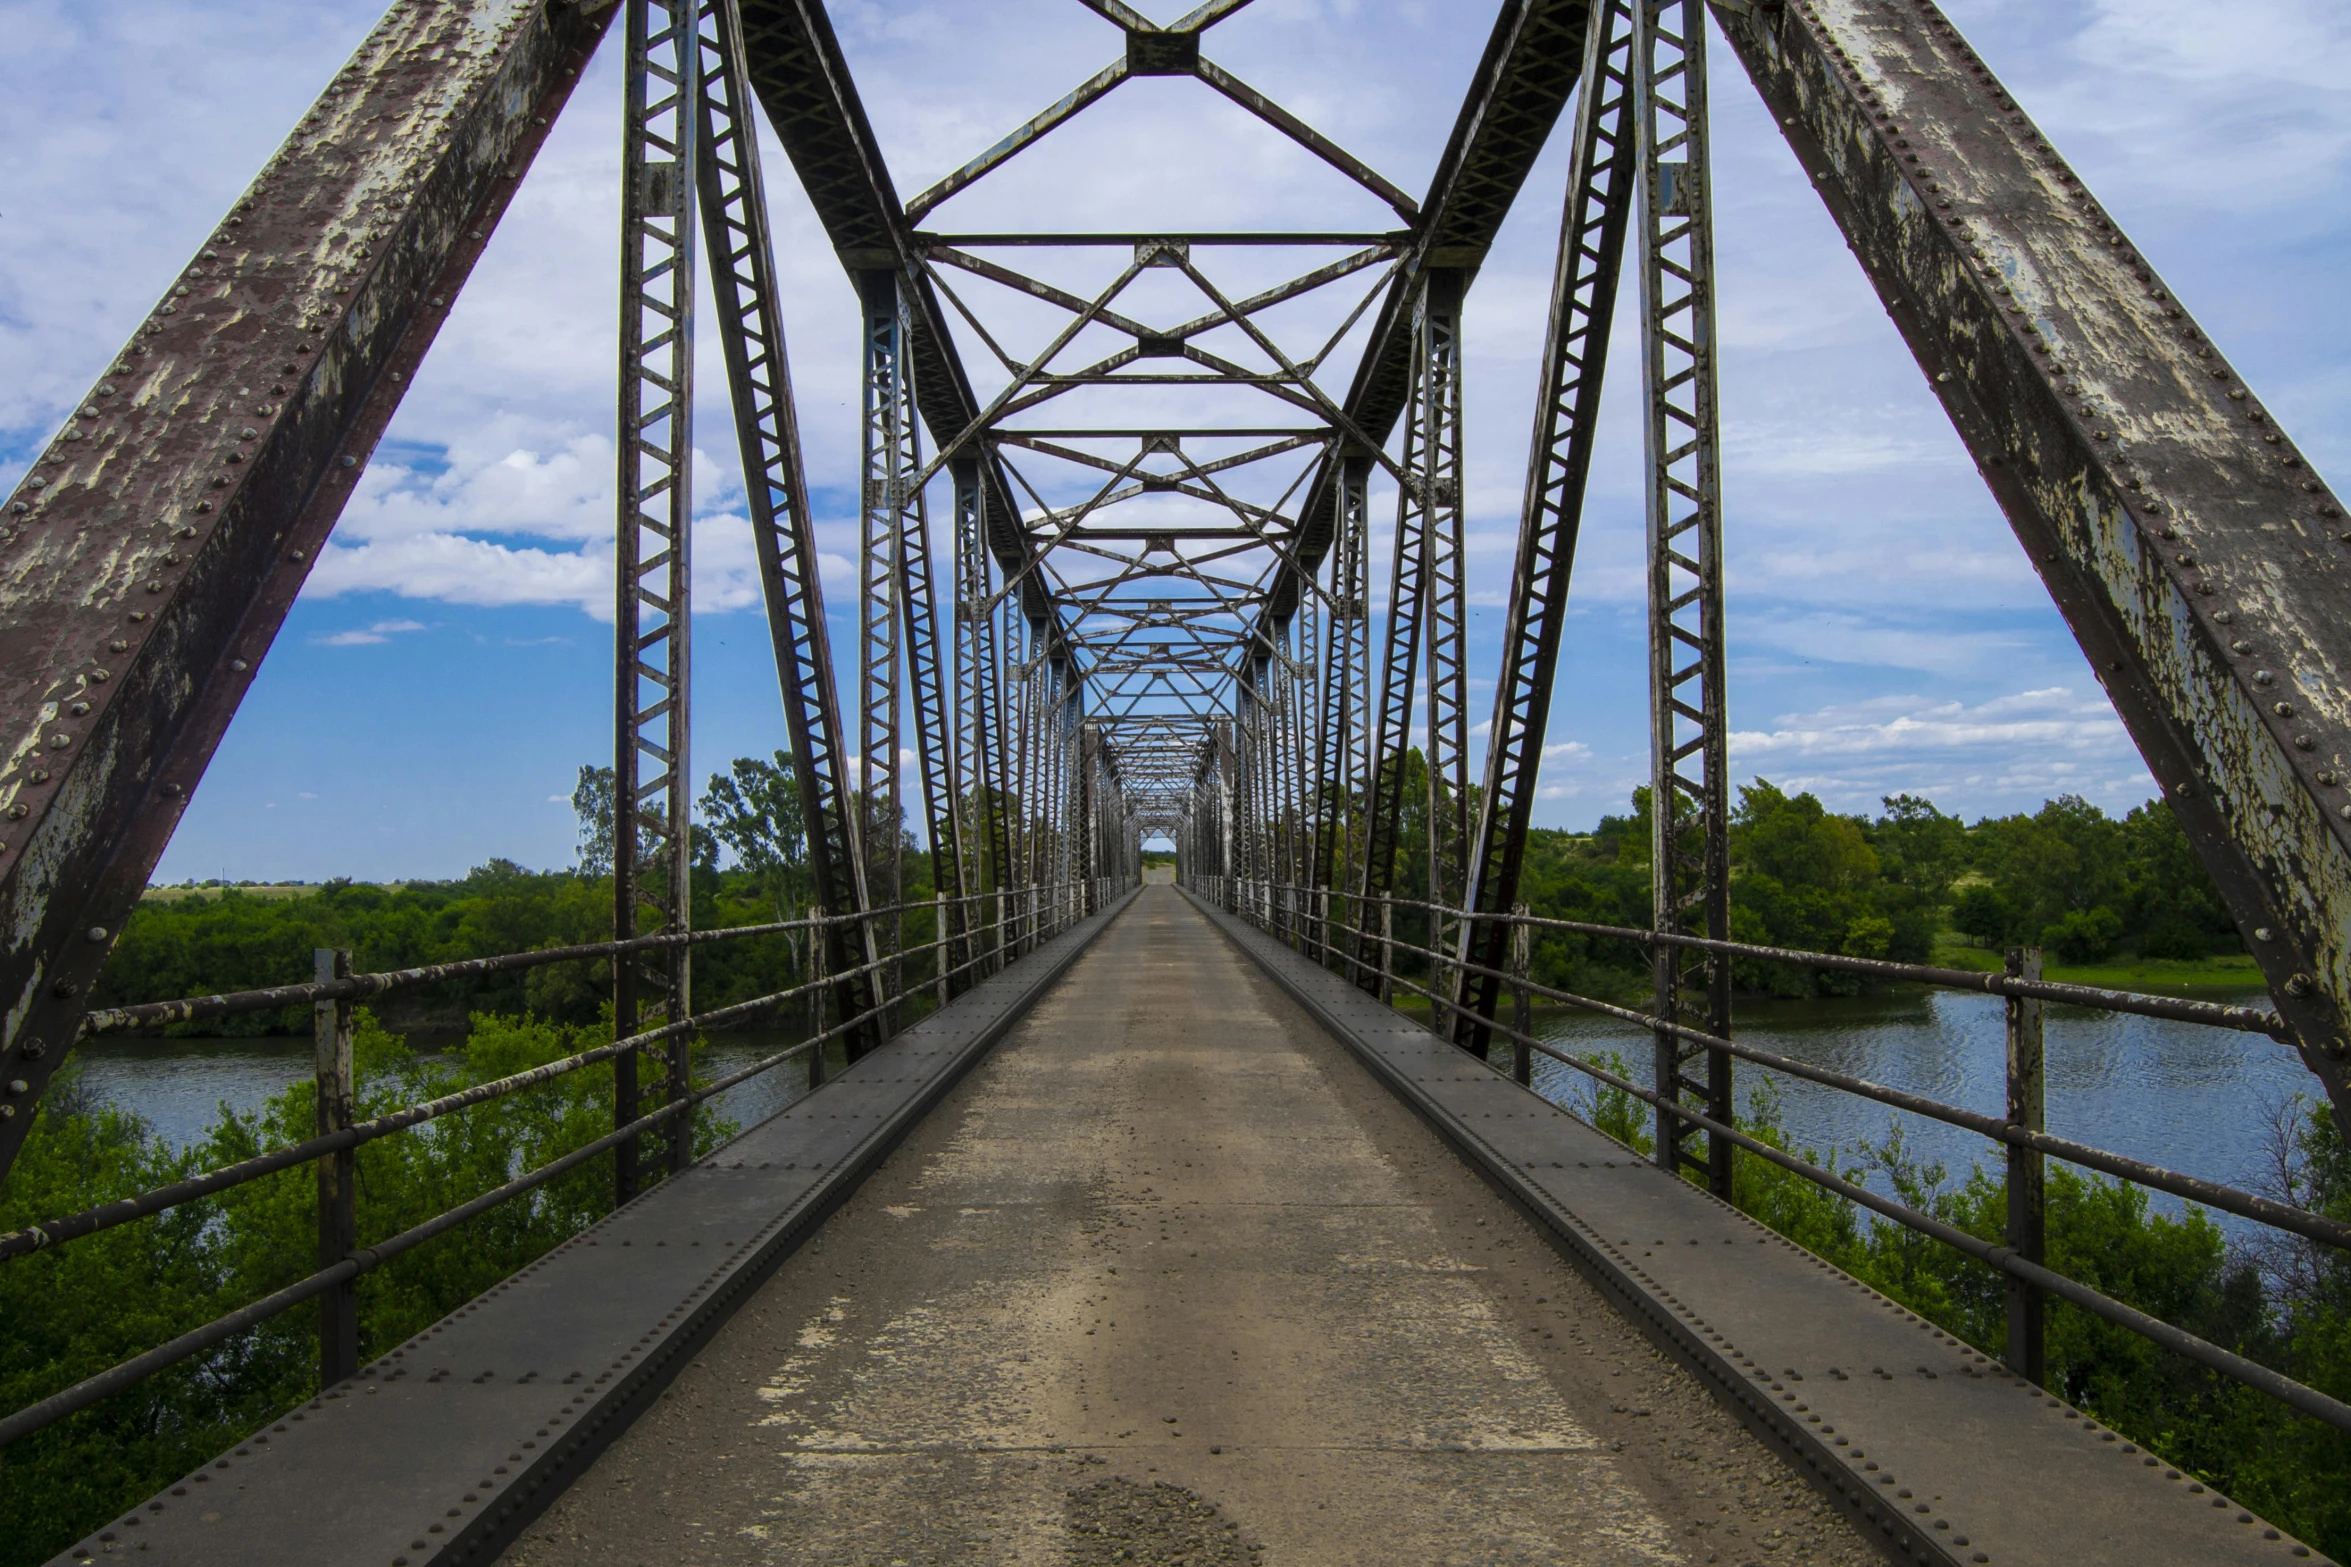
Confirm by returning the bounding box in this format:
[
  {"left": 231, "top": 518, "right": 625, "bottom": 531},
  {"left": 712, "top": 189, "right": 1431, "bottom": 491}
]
[{"left": 69, "top": 983, "right": 2304, "bottom": 1242}]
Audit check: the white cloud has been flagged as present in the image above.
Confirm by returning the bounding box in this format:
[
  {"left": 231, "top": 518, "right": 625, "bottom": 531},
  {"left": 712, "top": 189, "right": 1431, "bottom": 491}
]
[
  {"left": 1727, "top": 687, "right": 2152, "bottom": 814},
  {"left": 12, "top": 0, "right": 2350, "bottom": 845},
  {"left": 313, "top": 618, "right": 426, "bottom": 647}
]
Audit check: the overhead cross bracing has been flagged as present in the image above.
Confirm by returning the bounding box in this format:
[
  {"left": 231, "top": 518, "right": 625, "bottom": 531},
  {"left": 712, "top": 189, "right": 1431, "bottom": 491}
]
[
  {"left": 737, "top": 0, "right": 1503, "bottom": 898},
  {"left": 4, "top": 0, "right": 2351, "bottom": 1267},
  {"left": 10, "top": 3, "right": 2351, "bottom": 1560}
]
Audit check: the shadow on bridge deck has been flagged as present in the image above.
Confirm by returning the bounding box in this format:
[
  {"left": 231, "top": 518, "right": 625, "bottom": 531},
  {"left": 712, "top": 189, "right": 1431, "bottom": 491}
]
[{"left": 494, "top": 885, "right": 1872, "bottom": 1567}]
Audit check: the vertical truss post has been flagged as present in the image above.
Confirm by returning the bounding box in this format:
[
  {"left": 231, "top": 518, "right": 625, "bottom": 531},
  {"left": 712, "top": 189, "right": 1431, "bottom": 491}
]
[
  {"left": 614, "top": 0, "right": 700, "bottom": 1201},
  {"left": 1080, "top": 720, "right": 1102, "bottom": 913},
  {"left": 1418, "top": 269, "right": 1473, "bottom": 1016},
  {"left": 1268, "top": 637, "right": 1297, "bottom": 937},
  {"left": 1062, "top": 676, "right": 1084, "bottom": 916},
  {"left": 953, "top": 458, "right": 1012, "bottom": 910},
  {"left": 1316, "top": 455, "right": 1374, "bottom": 974},
  {"left": 857, "top": 268, "right": 911, "bottom": 1031},
  {"left": 2005, "top": 944, "right": 2048, "bottom": 1384},
  {"left": 1297, "top": 620, "right": 1316, "bottom": 925},
  {"left": 1014, "top": 645, "right": 1043, "bottom": 951},
  {"left": 1457, "top": 0, "right": 1640, "bottom": 1053},
  {"left": 1638, "top": 0, "right": 1733, "bottom": 1198},
  {"left": 313, "top": 947, "right": 357, "bottom": 1389},
  {"left": 1354, "top": 411, "right": 1420, "bottom": 982},
  {"left": 692, "top": 0, "right": 879, "bottom": 1059},
  {"left": 1217, "top": 721, "right": 1238, "bottom": 911},
  {"left": 901, "top": 472, "right": 968, "bottom": 991},
  {"left": 1248, "top": 660, "right": 1274, "bottom": 896},
  {"left": 1353, "top": 274, "right": 1442, "bottom": 986},
  {"left": 1296, "top": 593, "right": 1320, "bottom": 904}
]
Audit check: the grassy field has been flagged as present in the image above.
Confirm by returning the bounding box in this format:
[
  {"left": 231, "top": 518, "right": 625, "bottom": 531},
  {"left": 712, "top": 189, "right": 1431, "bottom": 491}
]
[
  {"left": 139, "top": 883, "right": 331, "bottom": 904},
  {"left": 1928, "top": 939, "right": 2266, "bottom": 995}
]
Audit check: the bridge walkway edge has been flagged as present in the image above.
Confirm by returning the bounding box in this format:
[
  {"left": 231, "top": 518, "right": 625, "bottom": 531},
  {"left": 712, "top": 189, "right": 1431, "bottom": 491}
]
[
  {"left": 1185, "top": 889, "right": 2315, "bottom": 1567},
  {"left": 64, "top": 890, "right": 1139, "bottom": 1567}
]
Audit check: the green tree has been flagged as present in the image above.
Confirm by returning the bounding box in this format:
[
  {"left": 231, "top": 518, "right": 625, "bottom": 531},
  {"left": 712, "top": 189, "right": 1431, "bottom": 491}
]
[
  {"left": 571, "top": 765, "right": 615, "bottom": 877},
  {"left": 698, "top": 752, "right": 810, "bottom": 919}
]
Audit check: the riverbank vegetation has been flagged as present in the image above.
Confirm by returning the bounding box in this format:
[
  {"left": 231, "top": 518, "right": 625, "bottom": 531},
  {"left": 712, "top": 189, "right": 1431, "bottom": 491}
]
[
  {"left": 1558, "top": 1061, "right": 2351, "bottom": 1559},
  {"left": 1493, "top": 775, "right": 2257, "bottom": 1004},
  {"left": 3, "top": 756, "right": 2311, "bottom": 1559},
  {"left": 95, "top": 755, "right": 936, "bottom": 1036},
  {"left": 0, "top": 1014, "right": 739, "bottom": 1567}
]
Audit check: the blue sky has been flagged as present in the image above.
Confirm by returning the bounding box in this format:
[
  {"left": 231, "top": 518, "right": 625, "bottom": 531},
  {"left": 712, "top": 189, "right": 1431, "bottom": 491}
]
[{"left": 4, "top": 0, "right": 2350, "bottom": 881}]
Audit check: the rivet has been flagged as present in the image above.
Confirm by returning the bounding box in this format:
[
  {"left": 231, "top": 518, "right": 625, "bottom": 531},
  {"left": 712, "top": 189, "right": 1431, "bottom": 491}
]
[{"left": 2255, "top": 927, "right": 2274, "bottom": 942}]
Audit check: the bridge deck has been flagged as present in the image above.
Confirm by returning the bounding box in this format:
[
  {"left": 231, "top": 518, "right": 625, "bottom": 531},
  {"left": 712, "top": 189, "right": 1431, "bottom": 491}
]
[
  {"left": 495, "top": 884, "right": 1875, "bottom": 1567},
  {"left": 82, "top": 886, "right": 2316, "bottom": 1565}
]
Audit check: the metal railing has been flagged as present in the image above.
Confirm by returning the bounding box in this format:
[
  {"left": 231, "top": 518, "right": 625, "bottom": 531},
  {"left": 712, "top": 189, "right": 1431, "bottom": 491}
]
[
  {"left": 0, "top": 876, "right": 1131, "bottom": 1448},
  {"left": 1193, "top": 874, "right": 2351, "bottom": 1436}
]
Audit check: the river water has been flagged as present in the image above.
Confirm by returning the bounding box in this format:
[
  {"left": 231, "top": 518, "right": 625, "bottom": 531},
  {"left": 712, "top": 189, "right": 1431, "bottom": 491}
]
[
  {"left": 69, "top": 986, "right": 2309, "bottom": 1242},
  {"left": 68, "top": 1027, "right": 823, "bottom": 1155},
  {"left": 1529, "top": 987, "right": 2309, "bottom": 1237}
]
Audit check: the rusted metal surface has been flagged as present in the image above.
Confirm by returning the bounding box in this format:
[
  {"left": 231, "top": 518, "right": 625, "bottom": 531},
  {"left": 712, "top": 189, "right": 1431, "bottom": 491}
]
[
  {"left": 612, "top": 0, "right": 701, "bottom": 1199},
  {"left": 1711, "top": 0, "right": 2351, "bottom": 1121},
  {"left": 1201, "top": 891, "right": 2323, "bottom": 1560},
  {"left": 37, "top": 898, "right": 1127, "bottom": 1565},
  {"left": 691, "top": 0, "right": 880, "bottom": 1050},
  {"left": 1266, "top": 0, "right": 1595, "bottom": 633},
  {"left": 733, "top": 0, "right": 1071, "bottom": 660},
  {"left": 1456, "top": 0, "right": 1637, "bottom": 1053},
  {"left": 1638, "top": 0, "right": 1735, "bottom": 1196},
  {"left": 0, "top": 0, "right": 617, "bottom": 1179}
]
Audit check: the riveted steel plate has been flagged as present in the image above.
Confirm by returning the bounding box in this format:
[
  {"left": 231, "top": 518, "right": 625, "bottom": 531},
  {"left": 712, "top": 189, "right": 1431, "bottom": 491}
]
[
  {"left": 1192, "top": 891, "right": 2312, "bottom": 1567},
  {"left": 61, "top": 894, "right": 1134, "bottom": 1567}
]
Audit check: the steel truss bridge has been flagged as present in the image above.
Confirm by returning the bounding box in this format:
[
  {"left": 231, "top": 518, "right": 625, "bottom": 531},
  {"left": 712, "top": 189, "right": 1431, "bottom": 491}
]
[{"left": 4, "top": 1, "right": 2351, "bottom": 1564}]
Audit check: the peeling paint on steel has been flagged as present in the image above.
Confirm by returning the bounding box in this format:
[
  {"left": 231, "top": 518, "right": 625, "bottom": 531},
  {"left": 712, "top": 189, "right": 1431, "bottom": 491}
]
[
  {"left": 0, "top": 0, "right": 619, "bottom": 1173},
  {"left": 1714, "top": 0, "right": 2351, "bottom": 1116}
]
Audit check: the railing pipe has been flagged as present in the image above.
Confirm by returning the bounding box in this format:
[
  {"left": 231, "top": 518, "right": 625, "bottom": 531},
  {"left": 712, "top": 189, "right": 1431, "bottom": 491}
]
[
  {"left": 313, "top": 948, "right": 357, "bottom": 1388},
  {"left": 2007, "top": 945, "right": 2048, "bottom": 1385},
  {"left": 1282, "top": 896, "right": 2351, "bottom": 1253}
]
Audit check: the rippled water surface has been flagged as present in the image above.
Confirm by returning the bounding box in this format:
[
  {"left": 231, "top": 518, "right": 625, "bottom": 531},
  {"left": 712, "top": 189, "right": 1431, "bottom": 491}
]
[
  {"left": 72, "top": 1027, "right": 821, "bottom": 1153},
  {"left": 1529, "top": 987, "right": 2306, "bottom": 1233},
  {"left": 74, "top": 986, "right": 2309, "bottom": 1239}
]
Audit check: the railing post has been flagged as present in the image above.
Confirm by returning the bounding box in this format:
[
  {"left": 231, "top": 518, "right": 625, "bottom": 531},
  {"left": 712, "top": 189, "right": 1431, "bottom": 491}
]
[
  {"left": 2005, "top": 944, "right": 2046, "bottom": 1385},
  {"left": 1511, "top": 905, "right": 1533, "bottom": 1087},
  {"left": 808, "top": 909, "right": 830, "bottom": 1089},
  {"left": 934, "top": 890, "right": 948, "bottom": 1010},
  {"left": 994, "top": 887, "right": 1005, "bottom": 973},
  {"left": 1379, "top": 893, "right": 1394, "bottom": 1006},
  {"left": 313, "top": 947, "right": 357, "bottom": 1389}
]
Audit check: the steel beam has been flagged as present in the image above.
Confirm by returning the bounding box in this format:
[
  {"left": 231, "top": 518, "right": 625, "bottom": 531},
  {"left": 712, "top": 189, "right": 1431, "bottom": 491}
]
[
  {"left": 0, "top": 0, "right": 616, "bottom": 1178},
  {"left": 1456, "top": 0, "right": 1640, "bottom": 1051},
  {"left": 1262, "top": 0, "right": 1597, "bottom": 636},
  {"left": 1415, "top": 272, "right": 1474, "bottom": 1011},
  {"left": 954, "top": 458, "right": 1013, "bottom": 908},
  {"left": 733, "top": 1, "right": 1075, "bottom": 665},
  {"left": 1353, "top": 371, "right": 1433, "bottom": 983},
  {"left": 1712, "top": 0, "right": 2351, "bottom": 1123},
  {"left": 612, "top": 0, "right": 702, "bottom": 1199},
  {"left": 857, "top": 270, "right": 911, "bottom": 1033},
  {"left": 693, "top": 0, "right": 879, "bottom": 1056},
  {"left": 1639, "top": 0, "right": 1732, "bottom": 1197},
  {"left": 902, "top": 471, "right": 969, "bottom": 990}
]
